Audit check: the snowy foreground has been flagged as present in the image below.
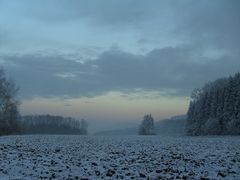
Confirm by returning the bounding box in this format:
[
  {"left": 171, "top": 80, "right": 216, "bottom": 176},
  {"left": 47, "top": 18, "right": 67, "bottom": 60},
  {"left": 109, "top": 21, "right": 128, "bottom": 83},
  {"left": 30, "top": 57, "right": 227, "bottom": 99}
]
[{"left": 0, "top": 135, "right": 239, "bottom": 179}]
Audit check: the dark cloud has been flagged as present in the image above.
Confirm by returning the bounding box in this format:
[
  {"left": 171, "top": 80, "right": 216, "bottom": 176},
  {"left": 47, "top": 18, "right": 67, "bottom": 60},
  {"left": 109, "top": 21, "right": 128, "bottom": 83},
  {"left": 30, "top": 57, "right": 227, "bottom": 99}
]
[{"left": 2, "top": 45, "right": 240, "bottom": 99}]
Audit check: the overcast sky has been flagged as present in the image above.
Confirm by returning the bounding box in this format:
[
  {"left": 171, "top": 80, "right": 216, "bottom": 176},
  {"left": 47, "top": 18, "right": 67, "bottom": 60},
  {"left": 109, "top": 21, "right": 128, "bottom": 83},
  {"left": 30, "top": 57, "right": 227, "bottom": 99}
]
[{"left": 0, "top": 0, "right": 240, "bottom": 132}]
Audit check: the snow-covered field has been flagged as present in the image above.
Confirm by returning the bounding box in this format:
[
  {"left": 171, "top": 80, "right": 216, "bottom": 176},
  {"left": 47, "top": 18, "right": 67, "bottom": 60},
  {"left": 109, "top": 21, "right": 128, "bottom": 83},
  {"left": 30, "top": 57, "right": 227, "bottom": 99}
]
[{"left": 0, "top": 135, "right": 239, "bottom": 179}]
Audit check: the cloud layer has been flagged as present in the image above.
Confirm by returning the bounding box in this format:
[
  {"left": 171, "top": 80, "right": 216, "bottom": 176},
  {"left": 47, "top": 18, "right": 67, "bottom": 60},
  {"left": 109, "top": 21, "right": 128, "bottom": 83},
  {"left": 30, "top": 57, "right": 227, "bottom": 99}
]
[
  {"left": 1, "top": 46, "right": 240, "bottom": 99},
  {"left": 0, "top": 0, "right": 239, "bottom": 99}
]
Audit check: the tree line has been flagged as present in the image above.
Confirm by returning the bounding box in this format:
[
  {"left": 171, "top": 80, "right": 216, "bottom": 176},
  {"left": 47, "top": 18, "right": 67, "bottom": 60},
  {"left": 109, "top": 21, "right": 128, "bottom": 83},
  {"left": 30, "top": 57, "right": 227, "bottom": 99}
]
[
  {"left": 186, "top": 72, "right": 240, "bottom": 135},
  {"left": 21, "top": 115, "right": 88, "bottom": 135},
  {"left": 139, "top": 72, "right": 240, "bottom": 136}
]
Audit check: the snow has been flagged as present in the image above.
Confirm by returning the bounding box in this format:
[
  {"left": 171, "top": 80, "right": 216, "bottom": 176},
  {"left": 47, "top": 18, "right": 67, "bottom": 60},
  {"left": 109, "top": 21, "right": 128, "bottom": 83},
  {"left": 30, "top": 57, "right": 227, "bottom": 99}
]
[{"left": 0, "top": 135, "right": 239, "bottom": 179}]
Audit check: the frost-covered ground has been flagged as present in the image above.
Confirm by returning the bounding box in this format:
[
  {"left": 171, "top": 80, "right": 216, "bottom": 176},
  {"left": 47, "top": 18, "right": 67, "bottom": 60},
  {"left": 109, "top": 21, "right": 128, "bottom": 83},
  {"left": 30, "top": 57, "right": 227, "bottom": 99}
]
[{"left": 0, "top": 135, "right": 239, "bottom": 179}]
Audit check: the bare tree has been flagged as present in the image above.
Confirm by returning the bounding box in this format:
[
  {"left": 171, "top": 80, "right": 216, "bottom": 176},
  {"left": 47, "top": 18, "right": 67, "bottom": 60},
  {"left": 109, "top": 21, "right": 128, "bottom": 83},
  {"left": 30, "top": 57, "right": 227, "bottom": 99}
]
[{"left": 0, "top": 69, "right": 20, "bottom": 135}]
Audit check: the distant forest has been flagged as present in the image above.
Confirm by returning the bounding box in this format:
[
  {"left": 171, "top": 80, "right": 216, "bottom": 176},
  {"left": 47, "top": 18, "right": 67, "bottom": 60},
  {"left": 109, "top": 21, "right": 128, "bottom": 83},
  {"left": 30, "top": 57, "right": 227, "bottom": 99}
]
[
  {"left": 21, "top": 115, "right": 88, "bottom": 135},
  {"left": 186, "top": 72, "right": 240, "bottom": 135}
]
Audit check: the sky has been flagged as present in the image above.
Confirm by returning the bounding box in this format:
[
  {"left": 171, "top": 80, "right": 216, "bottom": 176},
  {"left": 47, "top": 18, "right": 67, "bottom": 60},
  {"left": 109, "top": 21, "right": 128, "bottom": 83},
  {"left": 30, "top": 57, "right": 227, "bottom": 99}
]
[{"left": 0, "top": 0, "right": 240, "bottom": 132}]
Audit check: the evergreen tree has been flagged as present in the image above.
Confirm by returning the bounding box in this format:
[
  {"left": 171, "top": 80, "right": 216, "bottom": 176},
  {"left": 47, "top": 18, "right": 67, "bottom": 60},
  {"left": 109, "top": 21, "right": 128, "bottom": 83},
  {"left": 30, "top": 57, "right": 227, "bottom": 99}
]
[{"left": 186, "top": 72, "right": 240, "bottom": 135}]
